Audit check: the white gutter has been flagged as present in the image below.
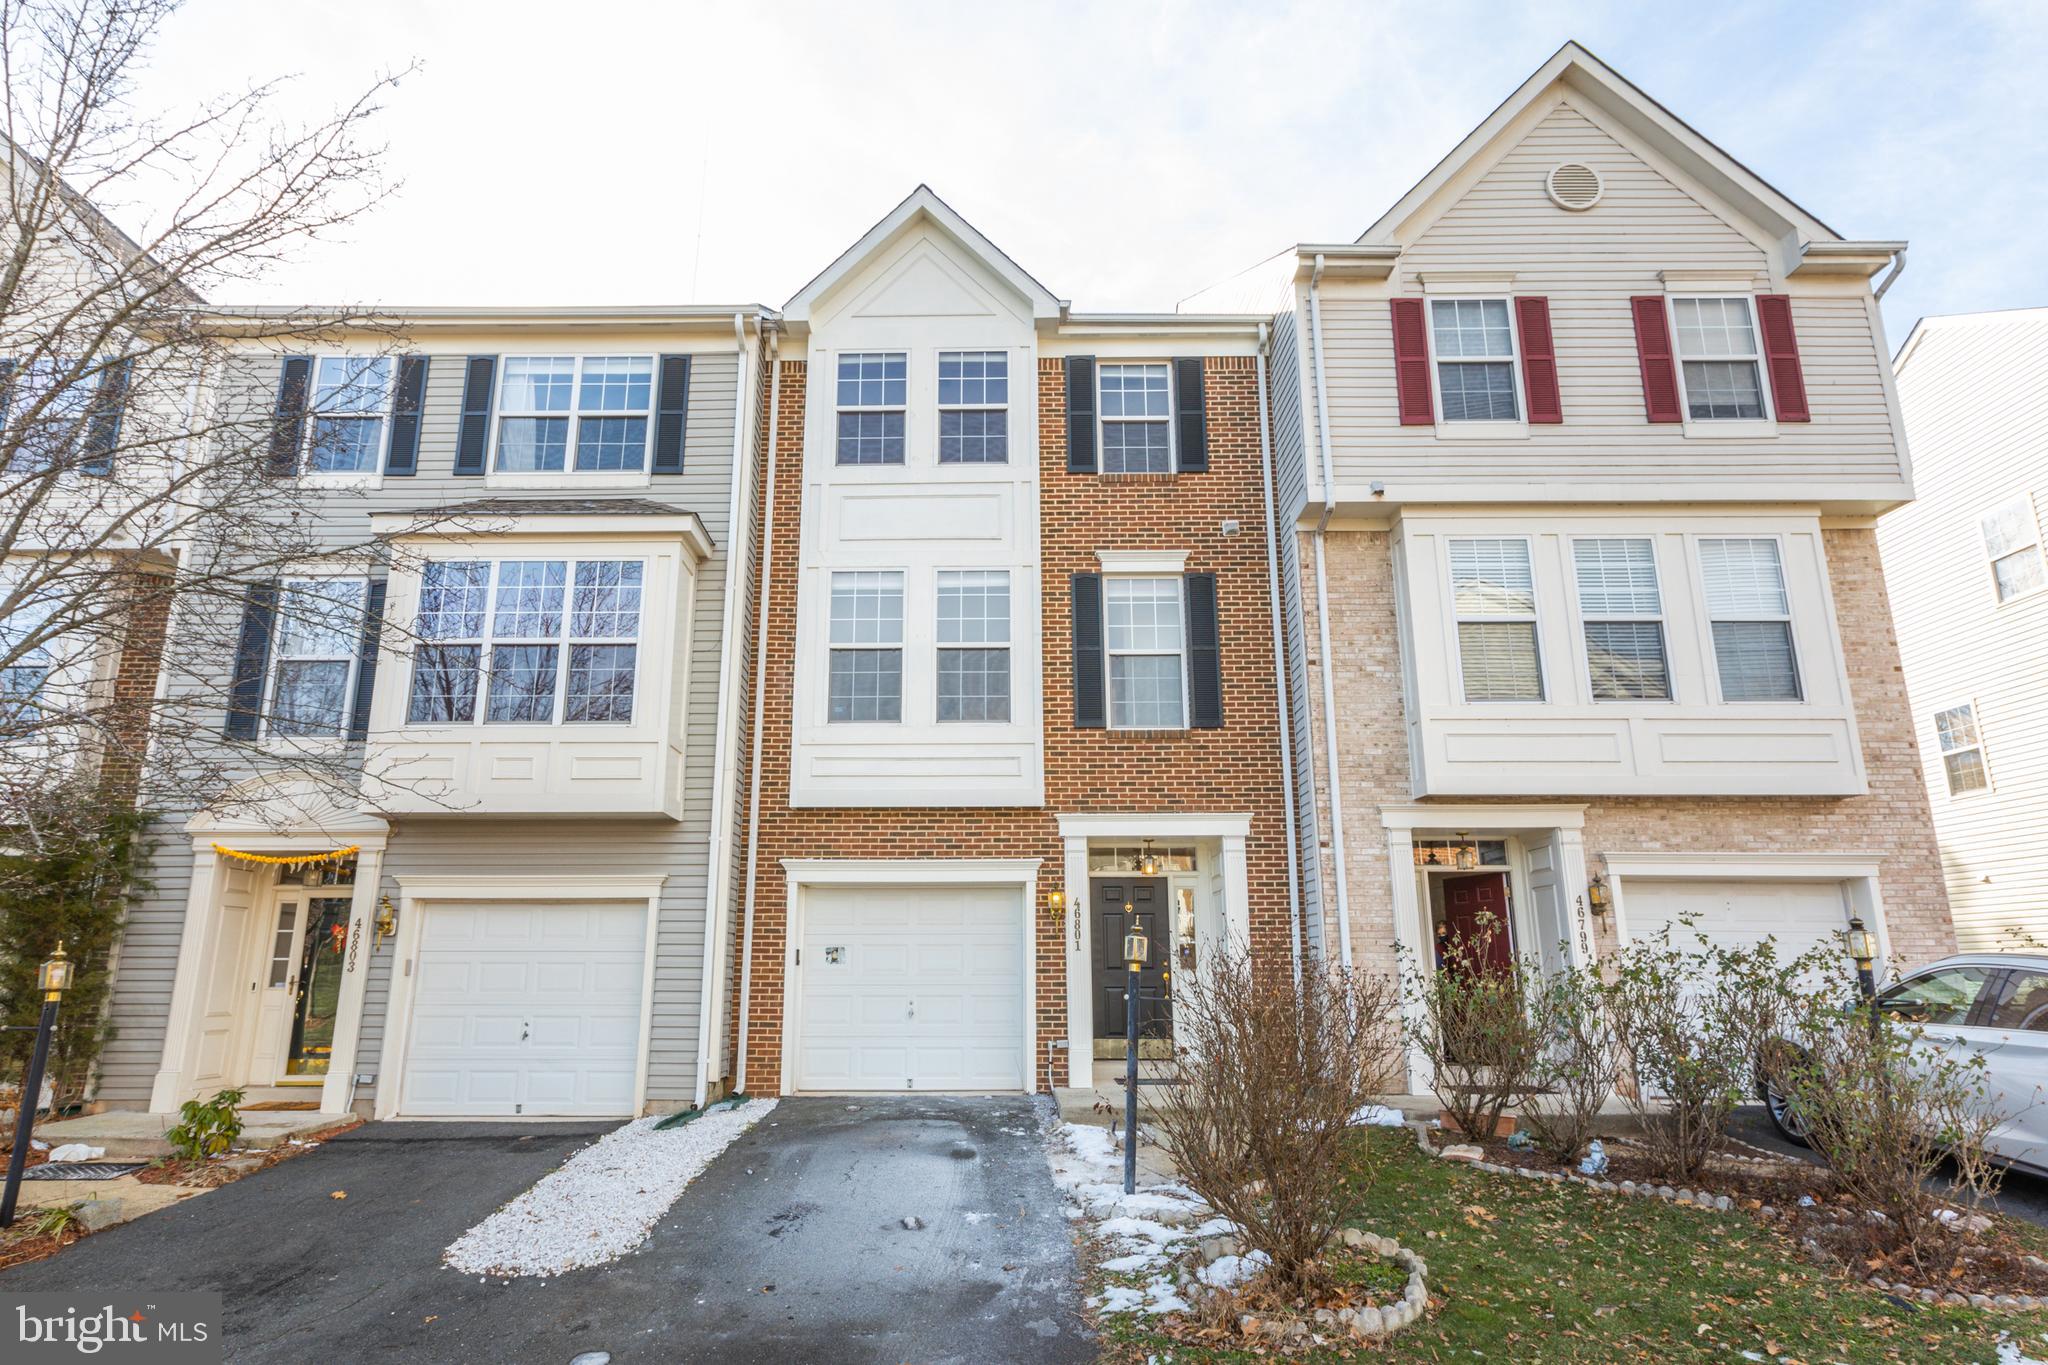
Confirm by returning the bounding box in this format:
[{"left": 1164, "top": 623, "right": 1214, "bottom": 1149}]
[
  {"left": 1254, "top": 322, "right": 1304, "bottom": 986},
  {"left": 1306, "top": 253, "right": 1355, "bottom": 970},
  {"left": 732, "top": 328, "right": 783, "bottom": 1095},
  {"left": 691, "top": 310, "right": 762, "bottom": 1107},
  {"left": 1873, "top": 248, "right": 1908, "bottom": 301}
]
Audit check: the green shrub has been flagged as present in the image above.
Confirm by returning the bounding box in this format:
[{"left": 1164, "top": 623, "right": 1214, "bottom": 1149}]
[{"left": 165, "top": 1088, "right": 245, "bottom": 1160}]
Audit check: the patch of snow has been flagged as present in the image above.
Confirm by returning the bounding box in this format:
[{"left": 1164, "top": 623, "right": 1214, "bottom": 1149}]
[
  {"left": 1196, "top": 1250, "right": 1271, "bottom": 1288},
  {"left": 1094, "top": 1277, "right": 1190, "bottom": 1316},
  {"left": 443, "top": 1098, "right": 775, "bottom": 1277},
  {"left": 1101, "top": 1251, "right": 1164, "bottom": 1273},
  {"left": 1097, "top": 1215, "right": 1191, "bottom": 1247},
  {"left": 1349, "top": 1104, "right": 1407, "bottom": 1128},
  {"left": 1995, "top": 1337, "right": 2048, "bottom": 1365}
]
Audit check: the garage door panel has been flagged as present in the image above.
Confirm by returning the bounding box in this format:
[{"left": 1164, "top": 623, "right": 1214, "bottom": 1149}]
[
  {"left": 1625, "top": 879, "right": 1850, "bottom": 967},
  {"left": 399, "top": 900, "right": 646, "bottom": 1118}
]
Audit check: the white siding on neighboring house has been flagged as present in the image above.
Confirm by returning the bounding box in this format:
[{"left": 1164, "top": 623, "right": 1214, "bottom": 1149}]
[{"left": 1881, "top": 308, "right": 2048, "bottom": 950}]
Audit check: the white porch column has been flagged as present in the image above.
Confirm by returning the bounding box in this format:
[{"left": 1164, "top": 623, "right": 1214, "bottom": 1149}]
[
  {"left": 148, "top": 844, "right": 222, "bottom": 1114},
  {"left": 1060, "top": 835, "right": 1089, "bottom": 1089},
  {"left": 1383, "top": 825, "right": 1429, "bottom": 1094},
  {"left": 317, "top": 842, "right": 388, "bottom": 1115},
  {"left": 1555, "top": 827, "right": 1594, "bottom": 968},
  {"left": 1220, "top": 834, "right": 1251, "bottom": 954}
]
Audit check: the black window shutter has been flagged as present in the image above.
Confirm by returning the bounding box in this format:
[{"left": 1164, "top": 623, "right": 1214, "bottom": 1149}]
[
  {"left": 1065, "top": 356, "right": 1097, "bottom": 473},
  {"left": 80, "top": 356, "right": 132, "bottom": 476},
  {"left": 348, "top": 579, "right": 387, "bottom": 741},
  {"left": 1173, "top": 357, "right": 1207, "bottom": 473},
  {"left": 454, "top": 355, "right": 497, "bottom": 476},
  {"left": 1071, "top": 572, "right": 1105, "bottom": 728},
  {"left": 224, "top": 580, "right": 279, "bottom": 738},
  {"left": 653, "top": 354, "right": 691, "bottom": 473},
  {"left": 268, "top": 356, "right": 311, "bottom": 476},
  {"left": 385, "top": 356, "right": 428, "bottom": 476},
  {"left": 1185, "top": 572, "right": 1223, "bottom": 729}
]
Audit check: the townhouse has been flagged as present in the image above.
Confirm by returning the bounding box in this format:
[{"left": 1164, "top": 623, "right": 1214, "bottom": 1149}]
[
  {"left": 1186, "top": 43, "right": 1952, "bottom": 1089},
  {"left": 99, "top": 308, "right": 770, "bottom": 1120},
  {"left": 1878, "top": 308, "right": 2048, "bottom": 952}
]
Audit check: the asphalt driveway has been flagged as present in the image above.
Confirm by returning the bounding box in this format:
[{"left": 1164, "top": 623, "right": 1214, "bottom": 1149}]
[{"left": 1, "top": 1096, "right": 1091, "bottom": 1364}]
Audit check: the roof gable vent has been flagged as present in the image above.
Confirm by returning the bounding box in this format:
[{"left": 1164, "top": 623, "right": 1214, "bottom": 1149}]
[{"left": 1546, "top": 162, "right": 1603, "bottom": 211}]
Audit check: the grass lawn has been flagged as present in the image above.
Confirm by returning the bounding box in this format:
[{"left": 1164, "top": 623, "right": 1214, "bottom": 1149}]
[{"left": 1094, "top": 1129, "right": 2048, "bottom": 1364}]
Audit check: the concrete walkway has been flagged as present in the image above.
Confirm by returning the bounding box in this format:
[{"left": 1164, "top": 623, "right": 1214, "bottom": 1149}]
[{"left": 32, "top": 1108, "right": 342, "bottom": 1157}]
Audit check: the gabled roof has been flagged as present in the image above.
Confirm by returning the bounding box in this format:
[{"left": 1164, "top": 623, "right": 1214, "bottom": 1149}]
[
  {"left": 4, "top": 131, "right": 206, "bottom": 307},
  {"left": 782, "top": 185, "right": 1063, "bottom": 323},
  {"left": 1359, "top": 40, "right": 1846, "bottom": 250}
]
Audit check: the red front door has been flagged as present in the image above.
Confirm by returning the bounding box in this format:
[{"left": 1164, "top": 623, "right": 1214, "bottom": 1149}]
[{"left": 1439, "top": 873, "right": 1513, "bottom": 977}]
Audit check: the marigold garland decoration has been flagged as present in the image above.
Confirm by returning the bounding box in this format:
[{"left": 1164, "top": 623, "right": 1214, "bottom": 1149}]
[{"left": 210, "top": 843, "right": 360, "bottom": 868}]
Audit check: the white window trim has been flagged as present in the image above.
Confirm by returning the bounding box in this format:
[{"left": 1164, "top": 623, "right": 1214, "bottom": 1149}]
[
  {"left": 1102, "top": 573, "right": 1190, "bottom": 731},
  {"left": 934, "top": 566, "right": 1012, "bottom": 726},
  {"left": 833, "top": 350, "right": 909, "bottom": 468},
  {"left": 1931, "top": 699, "right": 1993, "bottom": 799},
  {"left": 1979, "top": 493, "right": 2048, "bottom": 607},
  {"left": 484, "top": 354, "right": 656, "bottom": 489},
  {"left": 1448, "top": 535, "right": 1546, "bottom": 705},
  {"left": 825, "top": 567, "right": 906, "bottom": 726},
  {"left": 1695, "top": 533, "right": 1803, "bottom": 705},
  {"left": 260, "top": 575, "right": 371, "bottom": 745},
  {"left": 404, "top": 556, "right": 648, "bottom": 730},
  {"left": 1664, "top": 293, "right": 1778, "bottom": 440},
  {"left": 1568, "top": 536, "right": 1672, "bottom": 705},
  {"left": 935, "top": 349, "right": 1010, "bottom": 466},
  {"left": 1424, "top": 296, "right": 1529, "bottom": 440},
  {"left": 298, "top": 355, "right": 393, "bottom": 490},
  {"left": 1095, "top": 361, "right": 1177, "bottom": 475}
]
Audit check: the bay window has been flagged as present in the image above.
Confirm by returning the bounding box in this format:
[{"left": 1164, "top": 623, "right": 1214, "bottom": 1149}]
[
  {"left": 1573, "top": 538, "right": 1669, "bottom": 700},
  {"left": 1450, "top": 538, "right": 1543, "bottom": 701},
  {"left": 1700, "top": 537, "right": 1800, "bottom": 701}
]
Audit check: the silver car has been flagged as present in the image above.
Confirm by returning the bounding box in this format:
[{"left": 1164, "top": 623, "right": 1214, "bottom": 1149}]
[{"left": 1762, "top": 952, "right": 2048, "bottom": 1175}]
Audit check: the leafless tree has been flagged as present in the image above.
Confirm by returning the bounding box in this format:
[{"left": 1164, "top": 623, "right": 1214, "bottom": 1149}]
[{"left": 0, "top": 0, "right": 429, "bottom": 862}]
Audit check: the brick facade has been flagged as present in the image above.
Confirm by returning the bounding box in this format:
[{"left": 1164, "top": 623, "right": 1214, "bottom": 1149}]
[
  {"left": 1299, "top": 524, "right": 1955, "bottom": 976},
  {"left": 731, "top": 355, "right": 1294, "bottom": 1092}
]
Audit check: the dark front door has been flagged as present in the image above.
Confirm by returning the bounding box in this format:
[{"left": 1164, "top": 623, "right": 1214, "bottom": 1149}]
[
  {"left": 1439, "top": 872, "right": 1513, "bottom": 978},
  {"left": 1094, "top": 878, "right": 1171, "bottom": 1040}
]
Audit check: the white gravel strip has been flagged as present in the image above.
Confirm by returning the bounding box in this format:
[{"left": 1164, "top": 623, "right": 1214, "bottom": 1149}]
[{"left": 444, "top": 1098, "right": 776, "bottom": 1277}]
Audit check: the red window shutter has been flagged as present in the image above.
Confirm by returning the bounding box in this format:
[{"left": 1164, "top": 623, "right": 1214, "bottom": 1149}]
[
  {"left": 1755, "top": 294, "right": 1811, "bottom": 422},
  {"left": 1514, "top": 297, "right": 1563, "bottom": 423},
  {"left": 1390, "top": 298, "right": 1434, "bottom": 425},
  {"left": 1629, "top": 296, "right": 1683, "bottom": 423}
]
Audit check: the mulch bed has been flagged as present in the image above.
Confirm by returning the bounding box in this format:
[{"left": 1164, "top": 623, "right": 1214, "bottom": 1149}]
[{"left": 1454, "top": 1129, "right": 2048, "bottom": 1299}]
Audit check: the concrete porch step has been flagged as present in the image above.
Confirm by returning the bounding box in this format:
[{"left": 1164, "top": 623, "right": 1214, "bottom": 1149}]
[{"left": 29, "top": 1108, "right": 345, "bottom": 1159}]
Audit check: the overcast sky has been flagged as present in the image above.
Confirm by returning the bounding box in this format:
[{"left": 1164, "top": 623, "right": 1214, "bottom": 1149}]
[{"left": 123, "top": 0, "right": 2048, "bottom": 346}]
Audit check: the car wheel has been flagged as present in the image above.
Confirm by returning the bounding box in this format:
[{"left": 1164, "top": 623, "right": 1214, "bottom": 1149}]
[{"left": 1761, "top": 1078, "right": 1811, "bottom": 1147}]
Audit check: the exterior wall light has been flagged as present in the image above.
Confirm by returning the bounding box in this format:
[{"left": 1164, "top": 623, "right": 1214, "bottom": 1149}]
[
  {"left": 1586, "top": 872, "right": 1610, "bottom": 916},
  {"left": 37, "top": 941, "right": 74, "bottom": 1001}
]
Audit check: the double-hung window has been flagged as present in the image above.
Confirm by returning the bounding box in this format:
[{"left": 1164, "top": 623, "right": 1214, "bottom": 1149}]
[
  {"left": 836, "top": 353, "right": 907, "bottom": 465},
  {"left": 1671, "top": 298, "right": 1767, "bottom": 421},
  {"left": 0, "top": 592, "right": 58, "bottom": 723},
  {"left": 1573, "top": 538, "right": 1669, "bottom": 700},
  {"left": 267, "top": 578, "right": 368, "bottom": 736},
  {"left": 1933, "top": 703, "right": 1990, "bottom": 796},
  {"left": 938, "top": 352, "right": 1008, "bottom": 464},
  {"left": 1098, "top": 364, "right": 1173, "bottom": 473},
  {"left": 7, "top": 356, "right": 98, "bottom": 471},
  {"left": 495, "top": 356, "right": 654, "bottom": 474},
  {"left": 1104, "top": 577, "right": 1186, "bottom": 728},
  {"left": 406, "top": 559, "right": 643, "bottom": 725},
  {"left": 827, "top": 570, "right": 903, "bottom": 721},
  {"left": 1699, "top": 538, "right": 1800, "bottom": 701},
  {"left": 1430, "top": 299, "right": 1519, "bottom": 421},
  {"left": 307, "top": 357, "right": 391, "bottom": 473},
  {"left": 1980, "top": 496, "right": 2047, "bottom": 603},
  {"left": 936, "top": 570, "right": 1010, "bottom": 722},
  {"left": 1450, "top": 539, "right": 1542, "bottom": 701}
]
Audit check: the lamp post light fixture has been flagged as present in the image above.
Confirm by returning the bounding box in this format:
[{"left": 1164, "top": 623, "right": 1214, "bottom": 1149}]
[
  {"left": 3, "top": 942, "right": 73, "bottom": 1228},
  {"left": 1846, "top": 916, "right": 1879, "bottom": 1022}
]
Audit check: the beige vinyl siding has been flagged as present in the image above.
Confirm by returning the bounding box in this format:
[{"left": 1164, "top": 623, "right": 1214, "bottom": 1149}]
[
  {"left": 1317, "top": 100, "right": 1904, "bottom": 489},
  {"left": 95, "top": 344, "right": 744, "bottom": 1111},
  {"left": 1880, "top": 310, "right": 2048, "bottom": 952}
]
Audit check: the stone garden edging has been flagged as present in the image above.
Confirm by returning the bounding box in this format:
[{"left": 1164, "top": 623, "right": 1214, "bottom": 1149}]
[
  {"left": 1411, "top": 1122, "right": 2048, "bottom": 1310},
  {"left": 1178, "top": 1224, "right": 1432, "bottom": 1344}
]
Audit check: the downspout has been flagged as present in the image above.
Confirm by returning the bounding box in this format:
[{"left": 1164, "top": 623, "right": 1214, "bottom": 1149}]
[
  {"left": 692, "top": 309, "right": 762, "bottom": 1108},
  {"left": 1873, "top": 248, "right": 1907, "bottom": 301},
  {"left": 1306, "top": 253, "right": 1355, "bottom": 971},
  {"left": 1254, "top": 322, "right": 1303, "bottom": 987},
  {"left": 733, "top": 327, "right": 783, "bottom": 1094}
]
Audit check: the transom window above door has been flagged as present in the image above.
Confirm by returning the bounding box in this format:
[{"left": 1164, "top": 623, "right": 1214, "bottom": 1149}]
[
  {"left": 407, "top": 558, "right": 644, "bottom": 726},
  {"left": 836, "top": 352, "right": 907, "bottom": 465},
  {"left": 1671, "top": 298, "right": 1767, "bottom": 421},
  {"left": 1430, "top": 299, "right": 1519, "bottom": 421},
  {"left": 1098, "top": 364, "right": 1173, "bottom": 473},
  {"left": 495, "top": 356, "right": 654, "bottom": 474}
]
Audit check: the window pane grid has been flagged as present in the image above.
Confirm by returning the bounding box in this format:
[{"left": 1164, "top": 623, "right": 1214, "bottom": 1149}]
[
  {"left": 306, "top": 357, "right": 391, "bottom": 473},
  {"left": 1099, "top": 363, "right": 1172, "bottom": 474},
  {"left": 496, "top": 356, "right": 651, "bottom": 473},
  {"left": 836, "top": 352, "right": 907, "bottom": 466},
  {"left": 1982, "top": 498, "right": 2046, "bottom": 602},
  {"left": 269, "top": 578, "right": 366, "bottom": 737},
  {"left": 1673, "top": 298, "right": 1766, "bottom": 421},
  {"left": 1104, "top": 577, "right": 1185, "bottom": 728},
  {"left": 1934, "top": 703, "right": 1989, "bottom": 795},
  {"left": 828, "top": 570, "right": 903, "bottom": 723},
  {"left": 937, "top": 569, "right": 1010, "bottom": 723}
]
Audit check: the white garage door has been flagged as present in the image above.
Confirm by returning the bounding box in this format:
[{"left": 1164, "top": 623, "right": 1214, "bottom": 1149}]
[
  {"left": 1622, "top": 879, "right": 1853, "bottom": 968},
  {"left": 795, "top": 885, "right": 1025, "bottom": 1093},
  {"left": 401, "top": 901, "right": 646, "bottom": 1117}
]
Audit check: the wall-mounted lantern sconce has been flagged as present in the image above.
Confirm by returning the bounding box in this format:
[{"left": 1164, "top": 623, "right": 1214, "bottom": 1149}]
[
  {"left": 375, "top": 896, "right": 398, "bottom": 944},
  {"left": 1586, "top": 872, "right": 1610, "bottom": 916}
]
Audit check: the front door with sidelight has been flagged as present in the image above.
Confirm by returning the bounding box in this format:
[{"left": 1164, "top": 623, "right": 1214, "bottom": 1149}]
[
  {"left": 248, "top": 892, "right": 352, "bottom": 1083},
  {"left": 1093, "top": 878, "right": 1171, "bottom": 1043}
]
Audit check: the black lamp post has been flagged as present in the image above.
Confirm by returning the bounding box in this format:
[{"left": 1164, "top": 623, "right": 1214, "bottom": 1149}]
[
  {"left": 2, "top": 942, "right": 75, "bottom": 1228},
  {"left": 1122, "top": 907, "right": 1149, "bottom": 1197}
]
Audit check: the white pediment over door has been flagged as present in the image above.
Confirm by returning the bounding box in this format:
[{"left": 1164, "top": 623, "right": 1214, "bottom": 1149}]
[{"left": 851, "top": 246, "right": 1005, "bottom": 321}]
